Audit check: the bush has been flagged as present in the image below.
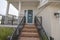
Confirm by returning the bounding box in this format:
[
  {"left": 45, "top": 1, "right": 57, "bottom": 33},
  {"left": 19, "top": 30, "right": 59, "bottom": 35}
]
[{"left": 0, "top": 27, "right": 14, "bottom": 40}]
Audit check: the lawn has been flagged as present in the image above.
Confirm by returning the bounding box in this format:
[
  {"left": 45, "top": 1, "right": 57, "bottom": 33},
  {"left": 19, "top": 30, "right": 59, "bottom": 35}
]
[{"left": 0, "top": 27, "right": 14, "bottom": 40}]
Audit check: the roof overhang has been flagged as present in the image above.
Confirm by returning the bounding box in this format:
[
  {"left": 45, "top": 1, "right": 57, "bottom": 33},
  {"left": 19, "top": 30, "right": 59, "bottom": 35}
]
[{"left": 6, "top": 0, "right": 40, "bottom": 10}]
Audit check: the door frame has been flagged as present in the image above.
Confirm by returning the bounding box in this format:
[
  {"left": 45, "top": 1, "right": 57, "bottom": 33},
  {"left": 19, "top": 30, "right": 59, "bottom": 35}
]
[{"left": 24, "top": 9, "right": 34, "bottom": 24}]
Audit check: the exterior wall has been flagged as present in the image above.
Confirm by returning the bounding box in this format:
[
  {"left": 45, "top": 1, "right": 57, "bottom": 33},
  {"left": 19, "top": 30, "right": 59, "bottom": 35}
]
[
  {"left": 49, "top": 3, "right": 60, "bottom": 40},
  {"left": 37, "top": 3, "right": 60, "bottom": 40},
  {"left": 49, "top": 0, "right": 60, "bottom": 2},
  {"left": 37, "top": 5, "right": 51, "bottom": 38},
  {"left": 38, "top": 0, "right": 48, "bottom": 8},
  {"left": 40, "top": 0, "right": 48, "bottom": 7},
  {"left": 38, "top": 0, "right": 60, "bottom": 8}
]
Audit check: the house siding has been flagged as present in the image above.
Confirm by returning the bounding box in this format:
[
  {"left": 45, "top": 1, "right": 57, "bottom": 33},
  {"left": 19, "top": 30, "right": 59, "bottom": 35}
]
[{"left": 37, "top": 3, "right": 60, "bottom": 40}]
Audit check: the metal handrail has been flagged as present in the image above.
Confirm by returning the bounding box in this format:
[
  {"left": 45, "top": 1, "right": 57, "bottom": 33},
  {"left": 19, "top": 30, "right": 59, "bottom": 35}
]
[
  {"left": 8, "top": 16, "right": 26, "bottom": 40},
  {"left": 34, "top": 16, "right": 49, "bottom": 40}
]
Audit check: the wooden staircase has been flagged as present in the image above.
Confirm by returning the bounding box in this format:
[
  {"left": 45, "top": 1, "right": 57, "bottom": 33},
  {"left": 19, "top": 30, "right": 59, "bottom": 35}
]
[{"left": 18, "top": 24, "right": 40, "bottom": 40}]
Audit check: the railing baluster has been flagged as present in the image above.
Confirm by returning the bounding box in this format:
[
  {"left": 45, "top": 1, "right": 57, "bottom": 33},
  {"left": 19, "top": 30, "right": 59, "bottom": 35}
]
[
  {"left": 34, "top": 16, "right": 49, "bottom": 40},
  {"left": 8, "top": 16, "right": 26, "bottom": 40}
]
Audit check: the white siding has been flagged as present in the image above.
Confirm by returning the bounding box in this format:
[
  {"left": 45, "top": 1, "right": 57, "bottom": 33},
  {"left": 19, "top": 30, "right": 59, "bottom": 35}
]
[
  {"left": 37, "top": 3, "right": 60, "bottom": 40},
  {"left": 40, "top": 0, "right": 48, "bottom": 7},
  {"left": 49, "top": 0, "right": 60, "bottom": 2}
]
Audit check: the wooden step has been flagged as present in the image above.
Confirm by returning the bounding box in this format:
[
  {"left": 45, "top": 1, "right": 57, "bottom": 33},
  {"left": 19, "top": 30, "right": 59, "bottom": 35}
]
[
  {"left": 22, "top": 28, "right": 37, "bottom": 32},
  {"left": 24, "top": 26, "right": 36, "bottom": 29},
  {"left": 19, "top": 37, "right": 40, "bottom": 40},
  {"left": 22, "top": 30, "right": 37, "bottom": 33},
  {"left": 24, "top": 25, "right": 35, "bottom": 27},
  {"left": 24, "top": 26, "right": 36, "bottom": 28},
  {"left": 22, "top": 28, "right": 37, "bottom": 33},
  {"left": 21, "top": 32, "right": 39, "bottom": 38},
  {"left": 23, "top": 28, "right": 37, "bottom": 30},
  {"left": 23, "top": 27, "right": 37, "bottom": 31}
]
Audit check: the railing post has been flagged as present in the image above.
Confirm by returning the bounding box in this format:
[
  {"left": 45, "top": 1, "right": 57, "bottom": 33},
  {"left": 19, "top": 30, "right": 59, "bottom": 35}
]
[{"left": 5, "top": 1, "right": 10, "bottom": 24}]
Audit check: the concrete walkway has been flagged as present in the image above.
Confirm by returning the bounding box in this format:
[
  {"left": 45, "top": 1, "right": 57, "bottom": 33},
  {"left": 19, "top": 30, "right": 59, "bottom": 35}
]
[{"left": 0, "top": 25, "right": 17, "bottom": 27}]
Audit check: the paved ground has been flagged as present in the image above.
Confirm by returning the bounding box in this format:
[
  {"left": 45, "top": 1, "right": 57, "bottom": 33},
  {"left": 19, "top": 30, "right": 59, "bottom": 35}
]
[{"left": 0, "top": 25, "right": 17, "bottom": 27}]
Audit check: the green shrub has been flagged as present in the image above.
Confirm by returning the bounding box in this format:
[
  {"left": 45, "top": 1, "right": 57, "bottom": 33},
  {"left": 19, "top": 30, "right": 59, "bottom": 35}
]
[{"left": 0, "top": 27, "right": 14, "bottom": 40}]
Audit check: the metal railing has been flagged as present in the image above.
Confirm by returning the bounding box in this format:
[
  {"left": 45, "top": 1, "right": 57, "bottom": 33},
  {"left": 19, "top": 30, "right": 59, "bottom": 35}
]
[
  {"left": 8, "top": 16, "right": 26, "bottom": 40},
  {"left": 34, "top": 16, "right": 49, "bottom": 40}
]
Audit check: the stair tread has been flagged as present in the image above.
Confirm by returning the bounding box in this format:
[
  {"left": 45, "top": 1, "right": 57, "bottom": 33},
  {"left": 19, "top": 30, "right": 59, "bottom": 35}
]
[
  {"left": 19, "top": 37, "right": 40, "bottom": 40},
  {"left": 21, "top": 32, "right": 38, "bottom": 34},
  {"left": 22, "top": 28, "right": 37, "bottom": 30},
  {"left": 21, "top": 36, "right": 39, "bottom": 38},
  {"left": 22, "top": 30, "right": 37, "bottom": 32},
  {"left": 22, "top": 28, "right": 37, "bottom": 33},
  {"left": 23, "top": 27, "right": 36, "bottom": 29},
  {"left": 25, "top": 25, "right": 35, "bottom": 27}
]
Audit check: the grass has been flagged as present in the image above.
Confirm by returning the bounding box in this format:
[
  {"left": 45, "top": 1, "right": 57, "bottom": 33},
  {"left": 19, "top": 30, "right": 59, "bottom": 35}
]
[
  {"left": 40, "top": 32, "right": 48, "bottom": 40},
  {"left": 0, "top": 27, "right": 14, "bottom": 40}
]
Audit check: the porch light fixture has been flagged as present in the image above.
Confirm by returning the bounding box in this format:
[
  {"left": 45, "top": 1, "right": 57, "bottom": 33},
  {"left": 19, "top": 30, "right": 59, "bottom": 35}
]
[{"left": 54, "top": 13, "right": 60, "bottom": 18}]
